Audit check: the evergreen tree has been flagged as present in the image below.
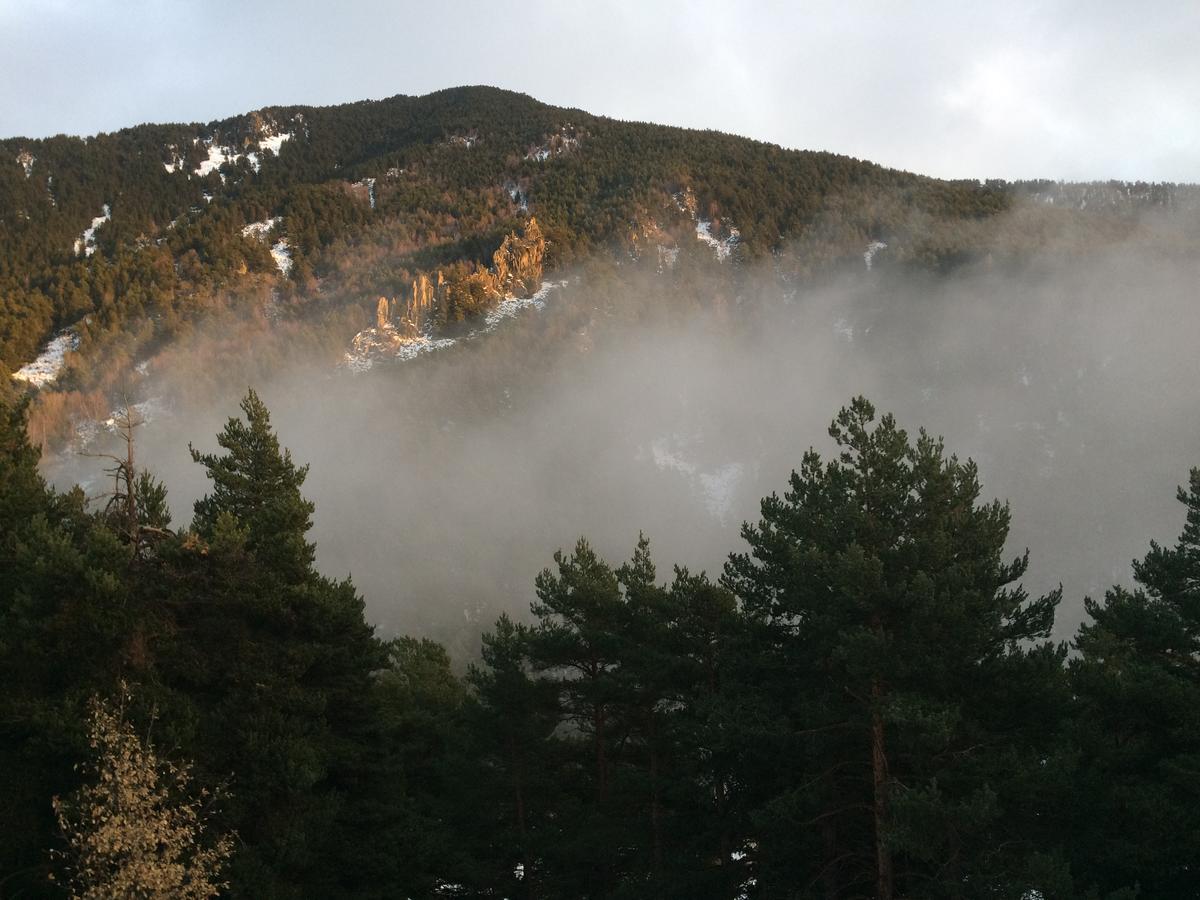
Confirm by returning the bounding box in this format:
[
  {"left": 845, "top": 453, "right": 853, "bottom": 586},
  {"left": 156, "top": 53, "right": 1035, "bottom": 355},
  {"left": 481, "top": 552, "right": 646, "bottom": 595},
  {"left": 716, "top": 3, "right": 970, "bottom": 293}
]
[
  {"left": 1069, "top": 466, "right": 1200, "bottom": 897},
  {"left": 190, "top": 388, "right": 315, "bottom": 582},
  {"left": 526, "top": 538, "right": 627, "bottom": 894},
  {"left": 370, "top": 636, "right": 470, "bottom": 896},
  {"left": 466, "top": 614, "right": 559, "bottom": 898},
  {"left": 0, "top": 399, "right": 142, "bottom": 895},
  {"left": 723, "top": 397, "right": 1063, "bottom": 898},
  {"left": 160, "top": 389, "right": 385, "bottom": 898}
]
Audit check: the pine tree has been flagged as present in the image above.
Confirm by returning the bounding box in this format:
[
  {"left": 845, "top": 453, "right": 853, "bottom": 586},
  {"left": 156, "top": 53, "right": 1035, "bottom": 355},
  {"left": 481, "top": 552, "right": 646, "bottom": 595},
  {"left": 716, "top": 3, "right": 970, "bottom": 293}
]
[
  {"left": 165, "top": 389, "right": 386, "bottom": 897},
  {"left": 467, "top": 613, "right": 559, "bottom": 897},
  {"left": 0, "top": 399, "right": 144, "bottom": 894},
  {"left": 529, "top": 538, "right": 625, "bottom": 805},
  {"left": 190, "top": 388, "right": 315, "bottom": 582},
  {"left": 1069, "top": 466, "right": 1200, "bottom": 896},
  {"left": 526, "top": 538, "right": 627, "bottom": 893},
  {"left": 724, "top": 397, "right": 1062, "bottom": 898}
]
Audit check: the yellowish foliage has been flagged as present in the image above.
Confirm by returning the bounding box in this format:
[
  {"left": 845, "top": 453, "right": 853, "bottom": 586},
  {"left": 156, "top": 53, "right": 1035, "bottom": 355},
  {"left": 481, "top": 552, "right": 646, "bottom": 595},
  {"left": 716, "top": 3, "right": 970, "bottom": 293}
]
[{"left": 51, "top": 685, "right": 234, "bottom": 899}]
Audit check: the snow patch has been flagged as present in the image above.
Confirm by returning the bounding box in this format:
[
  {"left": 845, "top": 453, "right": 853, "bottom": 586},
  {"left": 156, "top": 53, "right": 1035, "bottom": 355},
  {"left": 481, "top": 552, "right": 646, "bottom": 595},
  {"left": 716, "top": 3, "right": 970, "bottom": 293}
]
[
  {"left": 162, "top": 145, "right": 183, "bottom": 173},
  {"left": 675, "top": 190, "right": 738, "bottom": 262},
  {"left": 505, "top": 182, "right": 529, "bottom": 212},
  {"left": 525, "top": 127, "right": 581, "bottom": 161},
  {"left": 240, "top": 218, "right": 291, "bottom": 274},
  {"left": 74, "top": 205, "right": 111, "bottom": 256},
  {"left": 16, "top": 151, "right": 34, "bottom": 178},
  {"left": 257, "top": 131, "right": 291, "bottom": 155},
  {"left": 864, "top": 240, "right": 888, "bottom": 270},
  {"left": 270, "top": 240, "right": 292, "bottom": 276},
  {"left": 11, "top": 330, "right": 79, "bottom": 387},
  {"left": 246, "top": 131, "right": 292, "bottom": 173},
  {"left": 241, "top": 216, "right": 281, "bottom": 240},
  {"left": 695, "top": 219, "right": 739, "bottom": 261},
  {"left": 193, "top": 129, "right": 291, "bottom": 177},
  {"left": 643, "top": 434, "right": 745, "bottom": 522},
  {"left": 657, "top": 244, "right": 680, "bottom": 273},
  {"left": 195, "top": 143, "right": 232, "bottom": 178},
  {"left": 483, "top": 279, "right": 558, "bottom": 329}
]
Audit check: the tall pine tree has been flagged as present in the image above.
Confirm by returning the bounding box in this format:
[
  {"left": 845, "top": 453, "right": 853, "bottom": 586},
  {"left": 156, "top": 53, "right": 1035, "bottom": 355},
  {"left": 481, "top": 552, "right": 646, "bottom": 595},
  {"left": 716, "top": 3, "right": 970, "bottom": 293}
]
[
  {"left": 1069, "top": 466, "right": 1200, "bottom": 897},
  {"left": 724, "top": 397, "right": 1063, "bottom": 898}
]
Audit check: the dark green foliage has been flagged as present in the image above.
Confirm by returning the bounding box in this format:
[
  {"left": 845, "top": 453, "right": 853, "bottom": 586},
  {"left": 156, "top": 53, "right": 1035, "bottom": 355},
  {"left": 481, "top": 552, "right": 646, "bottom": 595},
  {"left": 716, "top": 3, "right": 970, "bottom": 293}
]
[
  {"left": 723, "top": 397, "right": 1065, "bottom": 898},
  {"left": 0, "top": 400, "right": 140, "bottom": 894},
  {"left": 1068, "top": 467, "right": 1200, "bottom": 898},
  {"left": 190, "top": 388, "right": 316, "bottom": 581},
  {"left": 1, "top": 390, "right": 1196, "bottom": 897}
]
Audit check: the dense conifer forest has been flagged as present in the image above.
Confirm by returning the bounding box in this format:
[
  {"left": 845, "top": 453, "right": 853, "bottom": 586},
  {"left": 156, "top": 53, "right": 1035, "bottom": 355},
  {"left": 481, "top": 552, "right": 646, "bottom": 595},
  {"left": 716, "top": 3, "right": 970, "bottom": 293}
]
[
  {"left": 4, "top": 87, "right": 1199, "bottom": 449},
  {"left": 2, "top": 389, "right": 1199, "bottom": 898}
]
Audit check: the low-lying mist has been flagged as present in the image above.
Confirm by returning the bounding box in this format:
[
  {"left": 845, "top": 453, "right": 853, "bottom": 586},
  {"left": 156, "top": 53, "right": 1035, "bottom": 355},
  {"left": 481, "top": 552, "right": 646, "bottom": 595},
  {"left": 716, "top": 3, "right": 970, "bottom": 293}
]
[{"left": 51, "top": 240, "right": 1200, "bottom": 651}]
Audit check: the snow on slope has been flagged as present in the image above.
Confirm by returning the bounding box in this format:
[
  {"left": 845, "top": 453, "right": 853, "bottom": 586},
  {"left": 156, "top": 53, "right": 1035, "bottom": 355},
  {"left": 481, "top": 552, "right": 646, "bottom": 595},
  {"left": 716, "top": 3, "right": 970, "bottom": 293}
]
[
  {"left": 864, "top": 240, "right": 888, "bottom": 270},
  {"left": 695, "top": 218, "right": 740, "bottom": 261},
  {"left": 270, "top": 240, "right": 293, "bottom": 275},
  {"left": 642, "top": 433, "right": 746, "bottom": 522},
  {"left": 11, "top": 331, "right": 79, "bottom": 387},
  {"left": 256, "top": 132, "right": 291, "bottom": 155},
  {"left": 195, "top": 142, "right": 232, "bottom": 178},
  {"left": 241, "top": 217, "right": 282, "bottom": 240},
  {"left": 240, "top": 217, "right": 292, "bottom": 275},
  {"left": 483, "top": 279, "right": 559, "bottom": 329},
  {"left": 673, "top": 190, "right": 739, "bottom": 262},
  {"left": 189, "top": 129, "right": 292, "bottom": 178},
  {"left": 74, "top": 205, "right": 111, "bottom": 256}
]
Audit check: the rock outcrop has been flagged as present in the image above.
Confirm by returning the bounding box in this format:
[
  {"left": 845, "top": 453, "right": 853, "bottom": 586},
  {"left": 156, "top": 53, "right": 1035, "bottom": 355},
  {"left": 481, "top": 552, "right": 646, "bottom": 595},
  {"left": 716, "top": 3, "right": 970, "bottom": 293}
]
[
  {"left": 370, "top": 218, "right": 546, "bottom": 338},
  {"left": 489, "top": 216, "right": 545, "bottom": 298}
]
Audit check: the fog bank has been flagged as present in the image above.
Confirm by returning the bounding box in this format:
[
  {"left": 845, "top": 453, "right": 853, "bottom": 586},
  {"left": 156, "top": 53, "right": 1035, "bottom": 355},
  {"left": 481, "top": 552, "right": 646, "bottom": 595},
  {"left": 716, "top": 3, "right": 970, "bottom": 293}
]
[{"left": 52, "top": 247, "right": 1200, "bottom": 651}]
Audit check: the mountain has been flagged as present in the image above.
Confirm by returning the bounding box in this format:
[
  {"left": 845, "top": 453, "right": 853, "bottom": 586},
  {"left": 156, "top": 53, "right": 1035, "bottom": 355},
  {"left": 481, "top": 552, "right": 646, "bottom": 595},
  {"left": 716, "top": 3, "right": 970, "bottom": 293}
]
[{"left": 5, "top": 84, "right": 1198, "bottom": 442}]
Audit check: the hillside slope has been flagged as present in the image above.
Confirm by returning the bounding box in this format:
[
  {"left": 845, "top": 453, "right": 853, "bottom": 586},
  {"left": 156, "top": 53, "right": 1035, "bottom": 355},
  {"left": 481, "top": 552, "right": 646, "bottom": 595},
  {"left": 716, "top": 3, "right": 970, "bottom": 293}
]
[{"left": 3, "top": 85, "right": 1198, "bottom": 440}]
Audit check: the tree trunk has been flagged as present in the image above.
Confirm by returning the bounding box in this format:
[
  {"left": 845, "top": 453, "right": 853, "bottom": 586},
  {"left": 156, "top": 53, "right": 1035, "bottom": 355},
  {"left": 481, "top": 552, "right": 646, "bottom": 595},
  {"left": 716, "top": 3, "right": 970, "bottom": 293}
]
[
  {"left": 648, "top": 713, "right": 663, "bottom": 875},
  {"left": 506, "top": 732, "right": 533, "bottom": 899},
  {"left": 595, "top": 705, "right": 608, "bottom": 800},
  {"left": 822, "top": 771, "right": 840, "bottom": 900},
  {"left": 871, "top": 677, "right": 893, "bottom": 900}
]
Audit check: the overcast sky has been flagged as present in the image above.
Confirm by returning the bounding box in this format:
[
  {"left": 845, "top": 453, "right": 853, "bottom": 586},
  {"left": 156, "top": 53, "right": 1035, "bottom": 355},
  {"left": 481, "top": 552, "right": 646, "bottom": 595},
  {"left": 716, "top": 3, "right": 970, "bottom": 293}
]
[{"left": 1, "top": 0, "right": 1196, "bottom": 182}]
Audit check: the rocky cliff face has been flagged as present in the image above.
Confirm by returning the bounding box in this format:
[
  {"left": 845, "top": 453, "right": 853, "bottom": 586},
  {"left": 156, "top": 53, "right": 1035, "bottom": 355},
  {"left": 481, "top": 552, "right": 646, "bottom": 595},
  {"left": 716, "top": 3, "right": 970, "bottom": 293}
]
[
  {"left": 489, "top": 216, "right": 545, "bottom": 298},
  {"left": 370, "top": 218, "right": 545, "bottom": 339}
]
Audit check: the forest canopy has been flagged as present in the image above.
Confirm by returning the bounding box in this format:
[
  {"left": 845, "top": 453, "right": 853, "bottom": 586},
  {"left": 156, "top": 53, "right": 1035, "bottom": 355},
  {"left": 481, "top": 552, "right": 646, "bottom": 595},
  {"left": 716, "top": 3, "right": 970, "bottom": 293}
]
[{"left": 1, "top": 391, "right": 1196, "bottom": 898}]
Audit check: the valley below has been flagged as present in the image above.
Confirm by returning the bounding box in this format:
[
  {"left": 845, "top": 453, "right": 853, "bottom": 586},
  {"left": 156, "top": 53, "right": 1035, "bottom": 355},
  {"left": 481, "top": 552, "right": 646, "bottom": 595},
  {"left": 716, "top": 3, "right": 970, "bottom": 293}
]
[{"left": 37, "top": 246, "right": 1200, "bottom": 651}]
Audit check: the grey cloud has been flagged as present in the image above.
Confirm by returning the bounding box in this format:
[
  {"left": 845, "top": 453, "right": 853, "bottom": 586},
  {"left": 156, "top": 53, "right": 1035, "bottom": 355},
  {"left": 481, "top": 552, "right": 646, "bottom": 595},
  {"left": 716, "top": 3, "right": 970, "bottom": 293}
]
[{"left": 3, "top": 0, "right": 1198, "bottom": 180}]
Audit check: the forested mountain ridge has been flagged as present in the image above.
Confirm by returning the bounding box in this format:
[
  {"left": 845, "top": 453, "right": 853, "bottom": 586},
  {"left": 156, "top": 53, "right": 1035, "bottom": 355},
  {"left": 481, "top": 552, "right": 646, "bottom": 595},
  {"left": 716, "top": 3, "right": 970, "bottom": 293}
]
[{"left": 5, "top": 85, "right": 1199, "bottom": 445}]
